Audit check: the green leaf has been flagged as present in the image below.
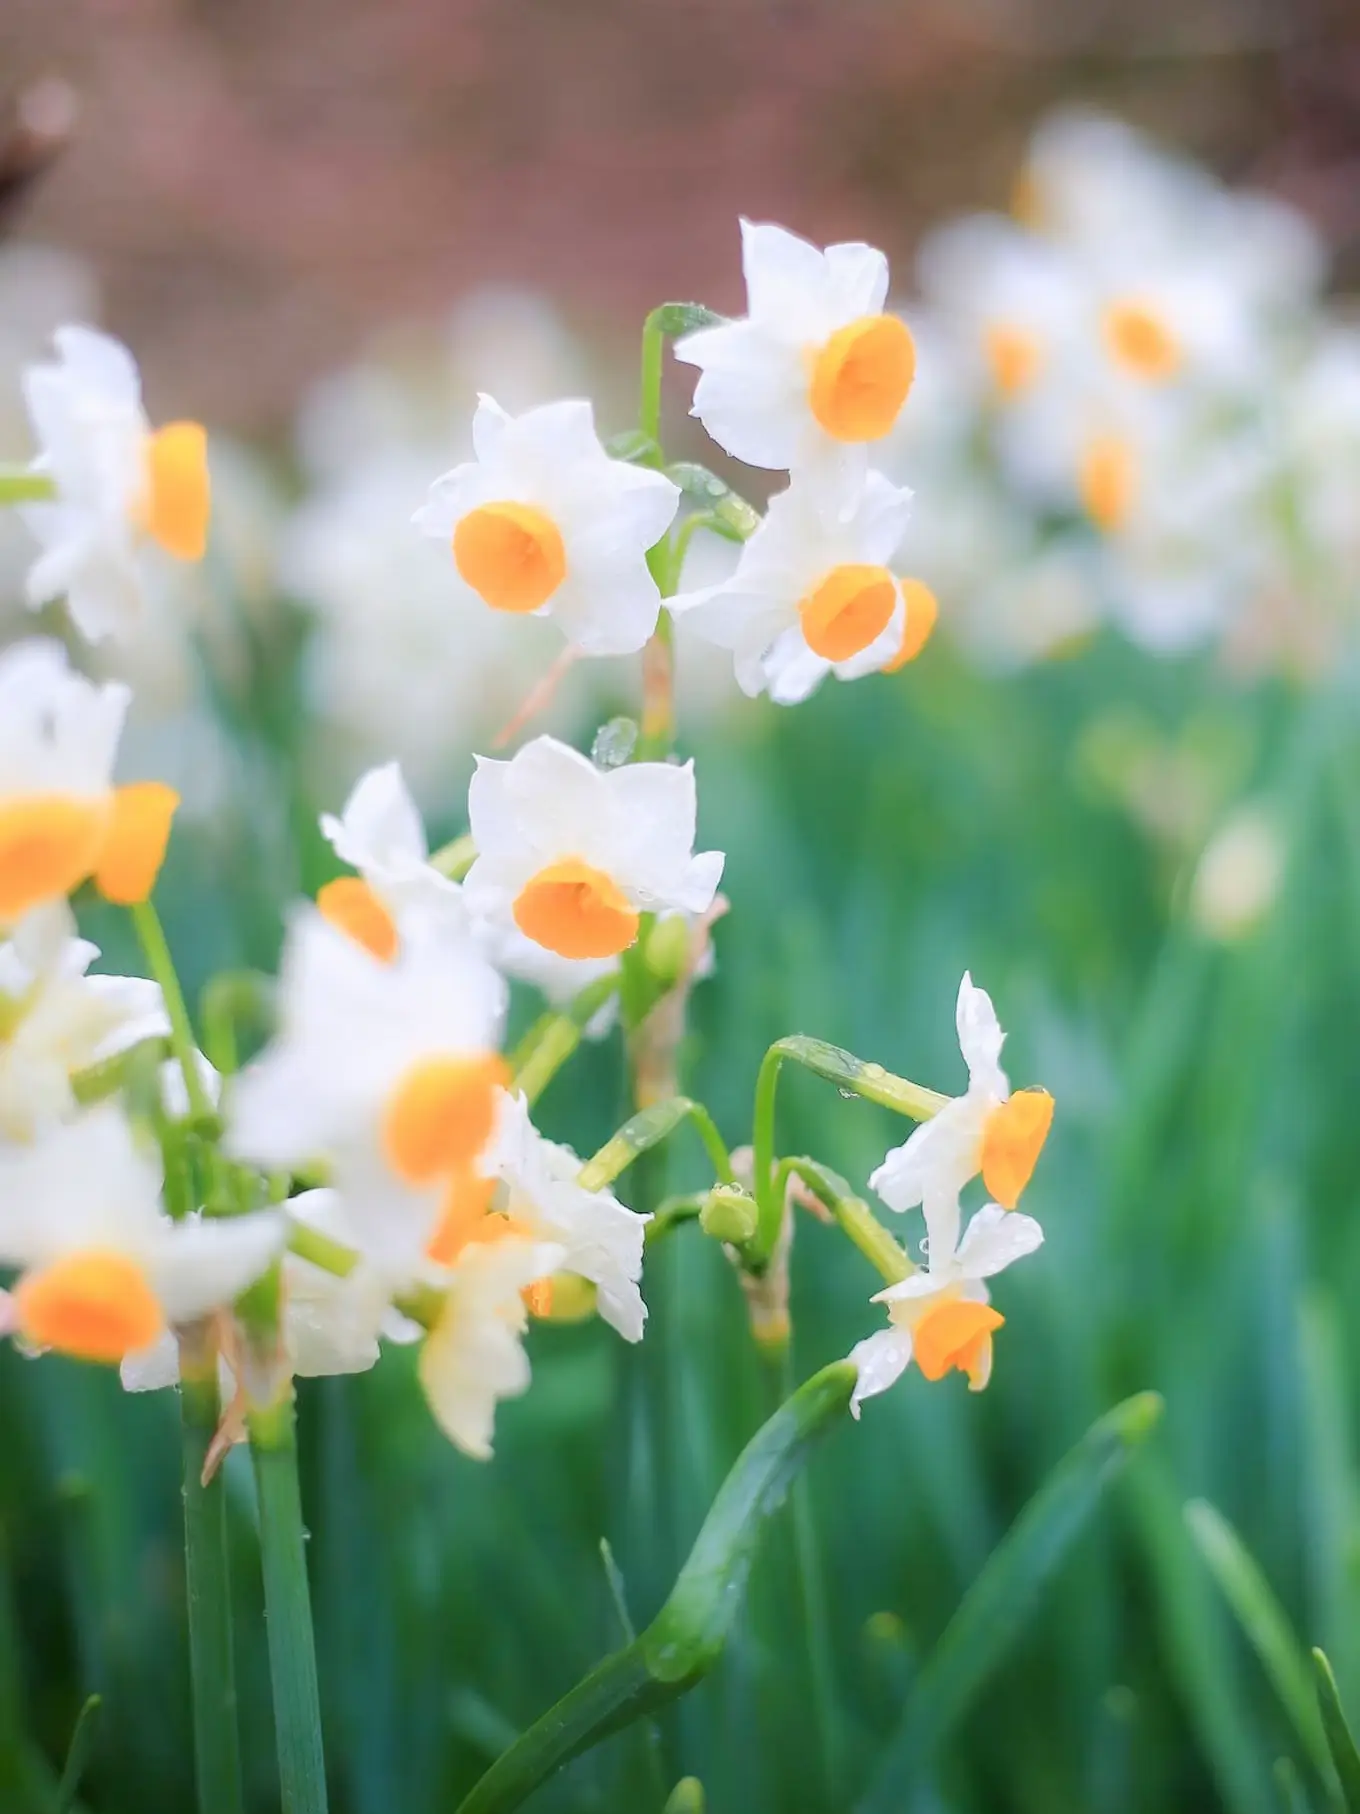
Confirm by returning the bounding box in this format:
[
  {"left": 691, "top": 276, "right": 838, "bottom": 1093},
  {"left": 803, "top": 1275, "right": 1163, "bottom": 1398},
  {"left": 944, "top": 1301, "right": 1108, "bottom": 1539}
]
[
  {"left": 55, "top": 1695, "right": 100, "bottom": 1814},
  {"left": 1130, "top": 1461, "right": 1276, "bottom": 1814},
  {"left": 1186, "top": 1499, "right": 1332, "bottom": 1785},
  {"left": 454, "top": 1361, "right": 856, "bottom": 1814},
  {"left": 1314, "top": 1650, "right": 1360, "bottom": 1812},
  {"left": 859, "top": 1392, "right": 1163, "bottom": 1812}
]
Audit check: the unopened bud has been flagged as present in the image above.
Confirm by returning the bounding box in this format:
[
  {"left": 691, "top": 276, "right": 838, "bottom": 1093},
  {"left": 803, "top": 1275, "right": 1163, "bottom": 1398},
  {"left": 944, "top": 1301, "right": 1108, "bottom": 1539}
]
[
  {"left": 699, "top": 1185, "right": 758, "bottom": 1246},
  {"left": 663, "top": 1778, "right": 706, "bottom": 1814},
  {"left": 645, "top": 913, "right": 690, "bottom": 987}
]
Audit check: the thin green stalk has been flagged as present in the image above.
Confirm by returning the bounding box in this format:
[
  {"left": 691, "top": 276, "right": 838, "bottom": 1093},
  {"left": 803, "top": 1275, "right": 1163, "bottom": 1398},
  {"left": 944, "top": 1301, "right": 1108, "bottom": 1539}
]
[
  {"left": 428, "top": 832, "right": 476, "bottom": 881},
  {"left": 509, "top": 972, "right": 621, "bottom": 1105},
  {"left": 130, "top": 899, "right": 214, "bottom": 1121},
  {"left": 774, "top": 1157, "right": 913, "bottom": 1285},
  {"left": 639, "top": 308, "right": 667, "bottom": 448},
  {"left": 0, "top": 469, "right": 54, "bottom": 505},
  {"left": 250, "top": 1393, "right": 329, "bottom": 1814},
  {"left": 751, "top": 1037, "right": 946, "bottom": 1268},
  {"left": 578, "top": 1097, "right": 734, "bottom": 1193},
  {"left": 180, "top": 1346, "right": 245, "bottom": 1814}
]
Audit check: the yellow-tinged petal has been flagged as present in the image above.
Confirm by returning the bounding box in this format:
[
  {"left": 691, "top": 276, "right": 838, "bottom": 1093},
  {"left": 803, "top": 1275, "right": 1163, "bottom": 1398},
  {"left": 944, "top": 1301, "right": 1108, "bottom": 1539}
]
[
  {"left": 0, "top": 793, "right": 110, "bottom": 923},
  {"left": 512, "top": 858, "right": 639, "bottom": 960},
  {"left": 809, "top": 315, "right": 915, "bottom": 442},
  {"left": 381, "top": 1052, "right": 510, "bottom": 1185},
  {"left": 94, "top": 782, "right": 179, "bottom": 906},
  {"left": 453, "top": 502, "right": 566, "bottom": 614},
  {"left": 142, "top": 421, "right": 211, "bottom": 560},
  {"left": 913, "top": 1298, "right": 1003, "bottom": 1384},
  {"left": 882, "top": 578, "right": 938, "bottom": 671},
  {"left": 798, "top": 563, "right": 899, "bottom": 663},
  {"left": 980, "top": 1088, "right": 1054, "bottom": 1209},
  {"left": 316, "top": 877, "right": 399, "bottom": 964},
  {"left": 14, "top": 1250, "right": 165, "bottom": 1364}
]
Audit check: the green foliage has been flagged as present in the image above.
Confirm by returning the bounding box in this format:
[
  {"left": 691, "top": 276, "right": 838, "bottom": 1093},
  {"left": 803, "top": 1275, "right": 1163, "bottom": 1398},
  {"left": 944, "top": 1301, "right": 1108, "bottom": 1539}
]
[{"left": 5, "top": 631, "right": 1360, "bottom": 1811}]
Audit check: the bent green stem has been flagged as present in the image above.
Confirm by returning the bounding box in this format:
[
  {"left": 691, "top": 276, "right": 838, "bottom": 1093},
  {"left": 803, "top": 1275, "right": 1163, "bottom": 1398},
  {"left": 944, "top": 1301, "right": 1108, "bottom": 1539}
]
[
  {"left": 751, "top": 1037, "right": 947, "bottom": 1269},
  {"left": 250, "top": 1394, "right": 329, "bottom": 1814},
  {"left": 180, "top": 1348, "right": 245, "bottom": 1814},
  {"left": 130, "top": 899, "right": 214, "bottom": 1121},
  {"left": 578, "top": 1097, "right": 734, "bottom": 1194}
]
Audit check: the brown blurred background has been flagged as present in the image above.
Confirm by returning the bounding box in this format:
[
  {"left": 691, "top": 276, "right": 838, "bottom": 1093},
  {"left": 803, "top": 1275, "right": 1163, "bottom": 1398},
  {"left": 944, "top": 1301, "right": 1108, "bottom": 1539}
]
[{"left": 2, "top": 0, "right": 1358, "bottom": 432}]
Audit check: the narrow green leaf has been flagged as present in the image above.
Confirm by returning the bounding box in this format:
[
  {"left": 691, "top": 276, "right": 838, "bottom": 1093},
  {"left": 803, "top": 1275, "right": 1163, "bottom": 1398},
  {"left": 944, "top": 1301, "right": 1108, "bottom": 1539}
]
[
  {"left": 1186, "top": 1499, "right": 1331, "bottom": 1785},
  {"left": 455, "top": 1361, "right": 856, "bottom": 1814},
  {"left": 54, "top": 1695, "right": 100, "bottom": 1814},
  {"left": 859, "top": 1392, "right": 1163, "bottom": 1812},
  {"left": 1314, "top": 1651, "right": 1360, "bottom": 1812},
  {"left": 1275, "top": 1755, "right": 1315, "bottom": 1814},
  {"left": 1130, "top": 1461, "right": 1276, "bottom": 1814}
]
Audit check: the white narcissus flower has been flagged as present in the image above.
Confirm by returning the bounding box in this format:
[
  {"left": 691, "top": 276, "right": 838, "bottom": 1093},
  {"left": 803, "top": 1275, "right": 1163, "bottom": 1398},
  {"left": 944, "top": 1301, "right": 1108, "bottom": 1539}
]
[
  {"left": 419, "top": 1234, "right": 564, "bottom": 1459},
  {"left": 20, "top": 326, "right": 210, "bottom": 643},
  {"left": 485, "top": 1090, "right": 649, "bottom": 1341},
  {"left": 674, "top": 220, "right": 916, "bottom": 471},
  {"left": 317, "top": 760, "right": 468, "bottom": 961},
  {"left": 413, "top": 396, "right": 680, "bottom": 656},
  {"left": 0, "top": 903, "right": 168, "bottom": 1141},
  {"left": 121, "top": 1188, "right": 411, "bottom": 1393},
  {"left": 850, "top": 1202, "right": 1044, "bottom": 1411},
  {"left": 463, "top": 736, "right": 724, "bottom": 963},
  {"left": 668, "top": 465, "right": 935, "bottom": 704},
  {"left": 0, "top": 1105, "right": 282, "bottom": 1366},
  {"left": 871, "top": 974, "right": 1053, "bottom": 1263},
  {"left": 226, "top": 908, "right": 509, "bottom": 1276},
  {"left": 0, "top": 639, "right": 179, "bottom": 929}
]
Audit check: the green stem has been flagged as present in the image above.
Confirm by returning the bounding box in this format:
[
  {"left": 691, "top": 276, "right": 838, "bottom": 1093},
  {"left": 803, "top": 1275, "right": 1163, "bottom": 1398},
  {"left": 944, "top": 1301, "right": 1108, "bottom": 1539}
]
[
  {"left": 578, "top": 1097, "right": 734, "bottom": 1194},
  {"left": 0, "top": 469, "right": 54, "bottom": 505},
  {"left": 509, "top": 972, "right": 621, "bottom": 1106},
  {"left": 751, "top": 1037, "right": 946, "bottom": 1269},
  {"left": 775, "top": 1157, "right": 913, "bottom": 1285},
  {"left": 130, "top": 899, "right": 214, "bottom": 1121},
  {"left": 250, "top": 1394, "right": 329, "bottom": 1814},
  {"left": 180, "top": 1349, "right": 245, "bottom": 1814},
  {"left": 639, "top": 308, "right": 667, "bottom": 448}
]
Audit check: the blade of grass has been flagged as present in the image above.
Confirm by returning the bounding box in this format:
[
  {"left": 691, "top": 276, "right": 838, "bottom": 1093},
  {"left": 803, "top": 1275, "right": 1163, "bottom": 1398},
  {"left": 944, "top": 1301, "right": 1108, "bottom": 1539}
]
[
  {"left": 1314, "top": 1652, "right": 1360, "bottom": 1813},
  {"left": 1186, "top": 1498, "right": 1331, "bottom": 1788},
  {"left": 858, "top": 1392, "right": 1163, "bottom": 1812}
]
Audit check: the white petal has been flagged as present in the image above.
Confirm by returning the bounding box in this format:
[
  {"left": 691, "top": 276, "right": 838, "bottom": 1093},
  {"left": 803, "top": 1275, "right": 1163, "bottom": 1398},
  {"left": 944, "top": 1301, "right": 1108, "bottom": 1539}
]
[
  {"left": 321, "top": 761, "right": 428, "bottom": 873},
  {"left": 120, "top": 1332, "right": 181, "bottom": 1393},
  {"left": 956, "top": 972, "right": 1008, "bottom": 1092},
  {"left": 955, "top": 1204, "right": 1045, "bottom": 1280},
  {"left": 151, "top": 1212, "right": 285, "bottom": 1324},
  {"left": 848, "top": 1326, "right": 913, "bottom": 1414}
]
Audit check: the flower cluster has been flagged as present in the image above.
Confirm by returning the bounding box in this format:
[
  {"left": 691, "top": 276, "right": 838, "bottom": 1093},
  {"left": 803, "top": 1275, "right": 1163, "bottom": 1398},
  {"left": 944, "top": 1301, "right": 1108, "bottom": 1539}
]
[
  {"left": 0, "top": 215, "right": 1052, "bottom": 1464},
  {"left": 891, "top": 109, "right": 1358, "bottom": 666}
]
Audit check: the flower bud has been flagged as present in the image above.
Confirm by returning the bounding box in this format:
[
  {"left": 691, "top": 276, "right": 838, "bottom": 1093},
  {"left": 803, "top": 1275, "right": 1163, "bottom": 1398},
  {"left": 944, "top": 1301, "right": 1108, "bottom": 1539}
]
[
  {"left": 645, "top": 914, "right": 691, "bottom": 988},
  {"left": 700, "top": 1185, "right": 758, "bottom": 1246}
]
